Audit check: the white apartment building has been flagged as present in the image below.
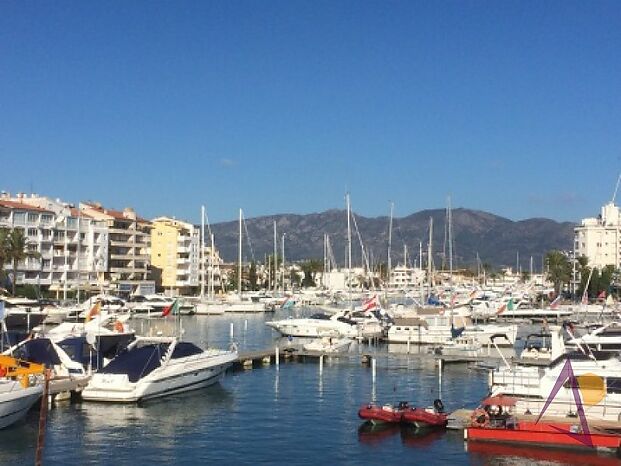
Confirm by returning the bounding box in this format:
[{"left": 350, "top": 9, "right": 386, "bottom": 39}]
[
  {"left": 81, "top": 203, "right": 152, "bottom": 294},
  {"left": 389, "top": 265, "right": 425, "bottom": 288},
  {"left": 574, "top": 201, "right": 621, "bottom": 269},
  {"left": 0, "top": 194, "right": 108, "bottom": 293}
]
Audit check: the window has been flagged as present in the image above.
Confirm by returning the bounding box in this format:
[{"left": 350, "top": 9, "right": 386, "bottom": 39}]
[
  {"left": 607, "top": 378, "right": 621, "bottom": 394},
  {"left": 27, "top": 228, "right": 37, "bottom": 237},
  {"left": 41, "top": 214, "right": 53, "bottom": 224},
  {"left": 27, "top": 212, "right": 38, "bottom": 223},
  {"left": 13, "top": 212, "right": 26, "bottom": 225}
]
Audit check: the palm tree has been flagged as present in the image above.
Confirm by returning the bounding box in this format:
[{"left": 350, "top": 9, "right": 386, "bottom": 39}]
[
  {"left": 0, "top": 227, "right": 9, "bottom": 280},
  {"left": 545, "top": 250, "right": 571, "bottom": 295},
  {"left": 5, "top": 228, "right": 40, "bottom": 295}
]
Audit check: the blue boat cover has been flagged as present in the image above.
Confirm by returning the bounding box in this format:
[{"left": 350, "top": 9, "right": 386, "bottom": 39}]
[
  {"left": 99, "top": 343, "right": 169, "bottom": 383},
  {"left": 12, "top": 338, "right": 62, "bottom": 367},
  {"left": 171, "top": 342, "right": 203, "bottom": 360}
]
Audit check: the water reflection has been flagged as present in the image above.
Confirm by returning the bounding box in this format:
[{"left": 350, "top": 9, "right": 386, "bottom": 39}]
[
  {"left": 357, "top": 422, "right": 400, "bottom": 445},
  {"left": 466, "top": 441, "right": 620, "bottom": 466}
]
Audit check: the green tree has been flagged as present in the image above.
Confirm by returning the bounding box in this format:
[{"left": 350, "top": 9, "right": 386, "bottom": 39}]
[
  {"left": 248, "top": 261, "right": 258, "bottom": 291},
  {"left": 545, "top": 250, "right": 571, "bottom": 295},
  {"left": 0, "top": 228, "right": 9, "bottom": 283},
  {"left": 300, "top": 259, "right": 322, "bottom": 288},
  {"left": 4, "top": 228, "right": 41, "bottom": 295}
]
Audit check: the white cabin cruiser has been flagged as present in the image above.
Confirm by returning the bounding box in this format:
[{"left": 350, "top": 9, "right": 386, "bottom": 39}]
[
  {"left": 489, "top": 325, "right": 621, "bottom": 422},
  {"left": 0, "top": 356, "right": 44, "bottom": 429},
  {"left": 81, "top": 336, "right": 237, "bottom": 402},
  {"left": 303, "top": 337, "right": 352, "bottom": 353},
  {"left": 266, "top": 310, "right": 385, "bottom": 339}
]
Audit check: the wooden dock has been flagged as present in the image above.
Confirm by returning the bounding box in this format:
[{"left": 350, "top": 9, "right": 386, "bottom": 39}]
[{"left": 232, "top": 345, "right": 549, "bottom": 370}]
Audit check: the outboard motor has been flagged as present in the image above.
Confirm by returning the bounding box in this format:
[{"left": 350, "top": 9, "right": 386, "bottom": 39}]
[{"left": 433, "top": 399, "right": 445, "bottom": 413}]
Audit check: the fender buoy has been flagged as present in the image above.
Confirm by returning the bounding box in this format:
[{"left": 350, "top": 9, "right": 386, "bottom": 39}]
[
  {"left": 0, "top": 366, "right": 6, "bottom": 377},
  {"left": 471, "top": 408, "right": 490, "bottom": 428},
  {"left": 114, "top": 321, "right": 124, "bottom": 333}
]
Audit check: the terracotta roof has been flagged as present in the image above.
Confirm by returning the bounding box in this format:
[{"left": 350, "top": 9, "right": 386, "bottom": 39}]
[
  {"left": 69, "top": 207, "right": 95, "bottom": 219},
  {"left": 0, "top": 200, "right": 53, "bottom": 213},
  {"left": 82, "top": 203, "right": 149, "bottom": 223}
]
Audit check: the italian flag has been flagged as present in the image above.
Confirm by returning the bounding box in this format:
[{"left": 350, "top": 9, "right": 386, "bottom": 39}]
[{"left": 162, "top": 299, "right": 180, "bottom": 317}]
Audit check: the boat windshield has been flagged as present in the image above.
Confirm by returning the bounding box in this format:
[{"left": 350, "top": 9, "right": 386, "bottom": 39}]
[
  {"left": 171, "top": 342, "right": 203, "bottom": 359},
  {"left": 309, "top": 313, "right": 331, "bottom": 320},
  {"left": 99, "top": 343, "right": 169, "bottom": 382}
]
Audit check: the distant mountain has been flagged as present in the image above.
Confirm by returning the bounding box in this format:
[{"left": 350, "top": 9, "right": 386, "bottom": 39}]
[{"left": 210, "top": 208, "right": 575, "bottom": 270}]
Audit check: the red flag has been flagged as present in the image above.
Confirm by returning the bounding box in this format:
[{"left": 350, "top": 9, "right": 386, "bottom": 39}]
[
  {"left": 549, "top": 296, "right": 561, "bottom": 309},
  {"left": 86, "top": 302, "right": 101, "bottom": 322},
  {"left": 598, "top": 290, "right": 607, "bottom": 300},
  {"left": 362, "top": 295, "right": 379, "bottom": 311},
  {"left": 162, "top": 299, "right": 179, "bottom": 317},
  {"left": 496, "top": 303, "right": 507, "bottom": 315}
]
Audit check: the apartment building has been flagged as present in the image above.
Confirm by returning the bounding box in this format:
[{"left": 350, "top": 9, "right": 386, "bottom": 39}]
[
  {"left": 81, "top": 203, "right": 153, "bottom": 295},
  {"left": 574, "top": 201, "right": 621, "bottom": 269},
  {"left": 151, "top": 217, "right": 200, "bottom": 294}
]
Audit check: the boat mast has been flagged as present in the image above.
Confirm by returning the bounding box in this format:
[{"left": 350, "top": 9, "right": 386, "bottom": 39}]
[
  {"left": 427, "top": 217, "right": 433, "bottom": 295},
  {"left": 273, "top": 220, "right": 278, "bottom": 295},
  {"left": 281, "top": 233, "right": 286, "bottom": 293},
  {"left": 238, "top": 209, "right": 242, "bottom": 298},
  {"left": 447, "top": 196, "right": 453, "bottom": 285},
  {"left": 200, "top": 205, "right": 205, "bottom": 299},
  {"left": 387, "top": 201, "right": 393, "bottom": 290},
  {"left": 347, "top": 193, "right": 352, "bottom": 310}
]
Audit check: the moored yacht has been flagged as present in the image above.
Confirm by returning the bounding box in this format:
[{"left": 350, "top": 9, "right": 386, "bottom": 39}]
[
  {"left": 0, "top": 355, "right": 45, "bottom": 429},
  {"left": 81, "top": 336, "right": 237, "bottom": 402},
  {"left": 266, "top": 310, "right": 385, "bottom": 339},
  {"left": 489, "top": 325, "right": 621, "bottom": 422}
]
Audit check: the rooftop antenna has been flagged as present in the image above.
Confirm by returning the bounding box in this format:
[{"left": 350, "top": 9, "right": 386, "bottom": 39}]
[{"left": 612, "top": 172, "right": 621, "bottom": 204}]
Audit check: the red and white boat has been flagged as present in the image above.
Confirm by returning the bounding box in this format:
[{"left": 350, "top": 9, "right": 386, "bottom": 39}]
[
  {"left": 465, "top": 396, "right": 621, "bottom": 455},
  {"left": 358, "top": 401, "right": 410, "bottom": 424}
]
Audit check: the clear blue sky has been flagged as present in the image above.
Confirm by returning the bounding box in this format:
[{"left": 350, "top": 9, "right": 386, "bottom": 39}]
[{"left": 1, "top": 1, "right": 620, "bottom": 224}]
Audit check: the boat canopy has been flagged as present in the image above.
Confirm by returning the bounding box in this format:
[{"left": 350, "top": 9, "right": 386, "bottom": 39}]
[
  {"left": 99, "top": 343, "right": 169, "bottom": 382},
  {"left": 11, "top": 338, "right": 61, "bottom": 367},
  {"left": 171, "top": 342, "right": 203, "bottom": 360}
]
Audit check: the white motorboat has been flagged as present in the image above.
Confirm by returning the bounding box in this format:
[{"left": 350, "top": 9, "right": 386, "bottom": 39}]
[
  {"left": 266, "top": 310, "right": 384, "bottom": 339},
  {"left": 0, "top": 356, "right": 44, "bottom": 429},
  {"left": 566, "top": 321, "right": 621, "bottom": 352},
  {"left": 81, "top": 336, "right": 237, "bottom": 402},
  {"left": 127, "top": 295, "right": 196, "bottom": 316},
  {"left": 430, "top": 336, "right": 481, "bottom": 358},
  {"left": 303, "top": 337, "right": 352, "bottom": 353},
  {"left": 489, "top": 325, "right": 621, "bottom": 422},
  {"left": 386, "top": 315, "right": 517, "bottom": 347},
  {"left": 4, "top": 337, "right": 91, "bottom": 394},
  {"left": 0, "top": 297, "right": 46, "bottom": 331}
]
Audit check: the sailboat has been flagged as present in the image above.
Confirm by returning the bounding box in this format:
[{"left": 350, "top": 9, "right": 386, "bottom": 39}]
[
  {"left": 194, "top": 206, "right": 226, "bottom": 315},
  {"left": 223, "top": 209, "right": 265, "bottom": 313}
]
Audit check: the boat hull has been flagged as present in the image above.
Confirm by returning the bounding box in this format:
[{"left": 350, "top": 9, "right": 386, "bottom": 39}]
[
  {"left": 0, "top": 382, "right": 43, "bottom": 430},
  {"left": 402, "top": 408, "right": 448, "bottom": 428},
  {"left": 82, "top": 355, "right": 236, "bottom": 403},
  {"left": 466, "top": 421, "right": 621, "bottom": 453},
  {"left": 358, "top": 405, "right": 405, "bottom": 424}
]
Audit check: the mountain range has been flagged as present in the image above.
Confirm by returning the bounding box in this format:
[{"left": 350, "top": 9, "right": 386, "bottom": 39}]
[{"left": 209, "top": 208, "right": 575, "bottom": 270}]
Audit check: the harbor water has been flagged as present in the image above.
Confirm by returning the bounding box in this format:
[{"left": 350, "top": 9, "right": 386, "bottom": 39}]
[{"left": 1, "top": 309, "right": 618, "bottom": 465}]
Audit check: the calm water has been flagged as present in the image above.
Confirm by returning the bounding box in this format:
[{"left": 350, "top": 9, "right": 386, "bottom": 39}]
[{"left": 1, "top": 310, "right": 618, "bottom": 465}]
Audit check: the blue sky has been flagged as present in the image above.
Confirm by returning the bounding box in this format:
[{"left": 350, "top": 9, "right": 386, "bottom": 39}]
[{"left": 1, "top": 1, "right": 620, "bottom": 224}]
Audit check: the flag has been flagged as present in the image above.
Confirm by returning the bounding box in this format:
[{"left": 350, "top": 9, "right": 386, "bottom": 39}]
[
  {"left": 507, "top": 298, "right": 514, "bottom": 311},
  {"left": 85, "top": 301, "right": 101, "bottom": 322},
  {"left": 598, "top": 290, "right": 607, "bottom": 300},
  {"left": 549, "top": 296, "right": 561, "bottom": 310},
  {"left": 450, "top": 293, "right": 457, "bottom": 306},
  {"left": 162, "top": 299, "right": 179, "bottom": 317},
  {"left": 362, "top": 295, "right": 380, "bottom": 312},
  {"left": 496, "top": 303, "right": 507, "bottom": 315},
  {"left": 469, "top": 289, "right": 478, "bottom": 299},
  {"left": 581, "top": 291, "right": 589, "bottom": 305},
  {"left": 0, "top": 301, "right": 4, "bottom": 322}
]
